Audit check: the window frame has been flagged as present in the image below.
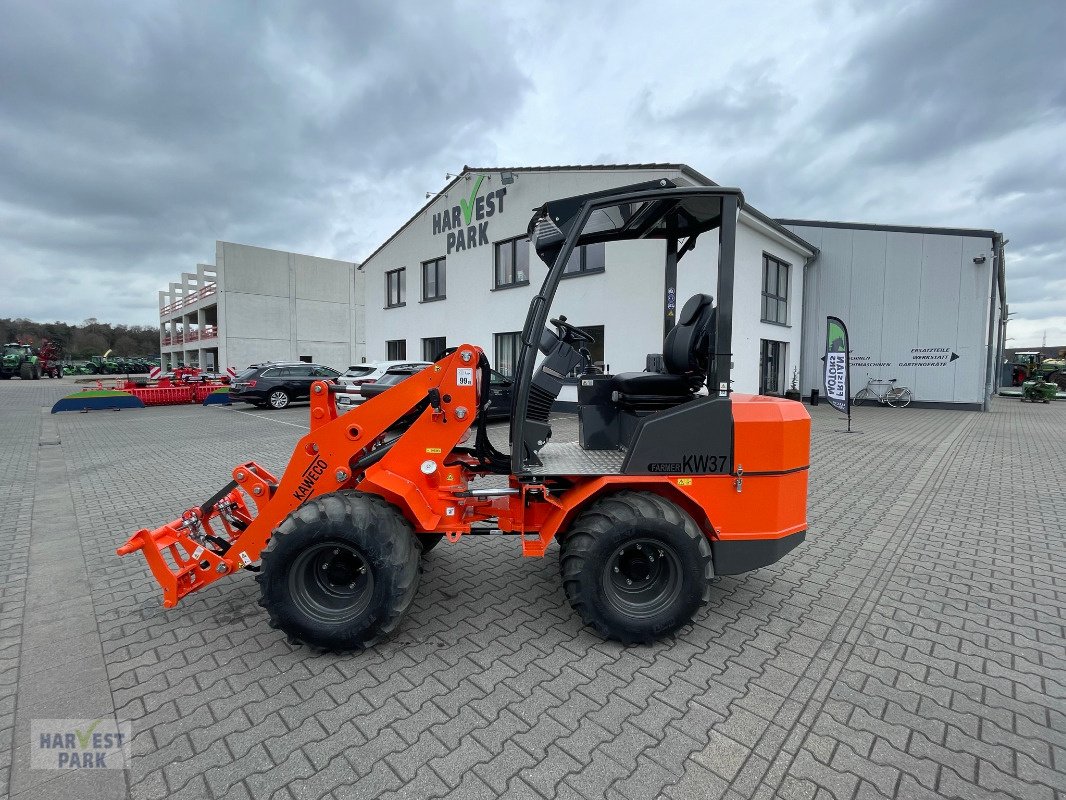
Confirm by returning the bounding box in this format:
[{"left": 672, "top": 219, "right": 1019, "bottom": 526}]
[
  {"left": 386, "top": 339, "right": 407, "bottom": 360},
  {"left": 560, "top": 242, "right": 606, "bottom": 279},
  {"left": 493, "top": 331, "right": 522, "bottom": 379},
  {"left": 759, "top": 339, "right": 788, "bottom": 395},
  {"left": 493, "top": 236, "right": 531, "bottom": 290},
  {"left": 421, "top": 257, "right": 446, "bottom": 302},
  {"left": 385, "top": 268, "right": 406, "bottom": 308},
  {"left": 761, "top": 254, "right": 790, "bottom": 326},
  {"left": 421, "top": 336, "right": 447, "bottom": 361}
]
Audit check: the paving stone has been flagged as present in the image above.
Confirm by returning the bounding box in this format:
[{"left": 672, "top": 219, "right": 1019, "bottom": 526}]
[{"left": 1, "top": 388, "right": 1063, "bottom": 800}]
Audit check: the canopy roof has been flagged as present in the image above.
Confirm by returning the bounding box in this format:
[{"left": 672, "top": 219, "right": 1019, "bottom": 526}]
[{"left": 527, "top": 180, "right": 745, "bottom": 264}]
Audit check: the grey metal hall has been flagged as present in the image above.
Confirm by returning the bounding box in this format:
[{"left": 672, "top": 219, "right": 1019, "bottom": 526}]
[{"left": 780, "top": 220, "right": 1006, "bottom": 411}]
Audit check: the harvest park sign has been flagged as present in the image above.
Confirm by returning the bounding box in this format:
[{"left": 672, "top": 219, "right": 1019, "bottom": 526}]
[{"left": 431, "top": 175, "right": 507, "bottom": 254}]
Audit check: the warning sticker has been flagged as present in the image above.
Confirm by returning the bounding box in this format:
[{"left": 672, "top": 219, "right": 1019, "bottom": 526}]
[{"left": 456, "top": 368, "right": 474, "bottom": 386}]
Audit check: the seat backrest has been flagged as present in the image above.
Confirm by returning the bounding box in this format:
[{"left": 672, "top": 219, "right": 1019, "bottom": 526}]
[{"left": 663, "top": 293, "right": 716, "bottom": 378}]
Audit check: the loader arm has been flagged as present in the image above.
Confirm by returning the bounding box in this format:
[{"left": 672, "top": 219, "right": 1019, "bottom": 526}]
[{"left": 118, "top": 347, "right": 487, "bottom": 607}]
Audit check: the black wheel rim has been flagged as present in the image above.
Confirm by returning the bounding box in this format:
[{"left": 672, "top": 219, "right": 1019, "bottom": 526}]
[
  {"left": 602, "top": 538, "right": 682, "bottom": 619},
  {"left": 289, "top": 542, "right": 374, "bottom": 624}
]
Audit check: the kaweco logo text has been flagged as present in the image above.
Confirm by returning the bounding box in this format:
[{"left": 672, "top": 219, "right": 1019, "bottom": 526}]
[{"left": 293, "top": 457, "right": 328, "bottom": 501}]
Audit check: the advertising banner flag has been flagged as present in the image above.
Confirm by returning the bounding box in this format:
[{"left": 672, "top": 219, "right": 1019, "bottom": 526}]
[{"left": 824, "top": 316, "right": 850, "bottom": 417}]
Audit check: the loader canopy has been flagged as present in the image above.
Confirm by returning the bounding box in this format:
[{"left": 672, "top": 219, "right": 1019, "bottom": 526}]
[
  {"left": 512, "top": 181, "right": 745, "bottom": 474},
  {"left": 526, "top": 179, "right": 736, "bottom": 267}
]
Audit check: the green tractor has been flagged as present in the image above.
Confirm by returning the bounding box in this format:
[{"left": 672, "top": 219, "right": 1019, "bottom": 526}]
[
  {"left": 1021, "top": 376, "right": 1057, "bottom": 403},
  {"left": 0, "top": 342, "right": 41, "bottom": 380},
  {"left": 83, "top": 354, "right": 122, "bottom": 374}
]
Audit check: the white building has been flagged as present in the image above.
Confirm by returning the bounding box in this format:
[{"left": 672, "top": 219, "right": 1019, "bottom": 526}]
[
  {"left": 158, "top": 241, "right": 364, "bottom": 373},
  {"left": 360, "top": 165, "right": 817, "bottom": 401},
  {"left": 154, "top": 167, "right": 1005, "bottom": 410}
]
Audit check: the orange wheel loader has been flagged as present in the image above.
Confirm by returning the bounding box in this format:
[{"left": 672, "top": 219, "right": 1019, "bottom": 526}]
[{"left": 118, "top": 181, "right": 811, "bottom": 650}]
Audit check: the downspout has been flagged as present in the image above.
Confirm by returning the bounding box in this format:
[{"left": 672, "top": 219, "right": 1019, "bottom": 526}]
[
  {"left": 982, "top": 233, "right": 1005, "bottom": 410},
  {"left": 995, "top": 235, "right": 1007, "bottom": 396},
  {"left": 798, "top": 250, "right": 819, "bottom": 400}
]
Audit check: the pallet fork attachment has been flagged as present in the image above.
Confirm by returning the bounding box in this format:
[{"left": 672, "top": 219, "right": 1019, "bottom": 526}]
[{"left": 117, "top": 463, "right": 277, "bottom": 606}]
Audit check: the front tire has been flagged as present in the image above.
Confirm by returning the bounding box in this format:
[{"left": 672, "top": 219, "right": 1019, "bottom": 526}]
[
  {"left": 267, "top": 389, "right": 290, "bottom": 409},
  {"left": 419, "top": 533, "right": 445, "bottom": 554},
  {"left": 852, "top": 388, "right": 874, "bottom": 406},
  {"left": 559, "top": 491, "right": 713, "bottom": 644},
  {"left": 257, "top": 491, "right": 421, "bottom": 651}
]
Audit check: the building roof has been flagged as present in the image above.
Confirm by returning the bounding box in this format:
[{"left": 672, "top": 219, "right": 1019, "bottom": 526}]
[
  {"left": 776, "top": 219, "right": 1000, "bottom": 240},
  {"left": 358, "top": 163, "right": 815, "bottom": 269}
]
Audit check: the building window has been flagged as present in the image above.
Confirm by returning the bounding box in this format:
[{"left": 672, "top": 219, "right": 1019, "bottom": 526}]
[
  {"left": 494, "top": 236, "right": 530, "bottom": 289},
  {"left": 494, "top": 331, "right": 522, "bottom": 378},
  {"left": 422, "top": 257, "right": 446, "bottom": 301},
  {"left": 386, "top": 268, "right": 406, "bottom": 308},
  {"left": 386, "top": 339, "right": 406, "bottom": 360},
  {"left": 563, "top": 242, "right": 606, "bottom": 277},
  {"left": 761, "top": 254, "right": 789, "bottom": 324},
  {"left": 759, "top": 340, "right": 787, "bottom": 395},
  {"left": 422, "top": 336, "right": 447, "bottom": 361}
]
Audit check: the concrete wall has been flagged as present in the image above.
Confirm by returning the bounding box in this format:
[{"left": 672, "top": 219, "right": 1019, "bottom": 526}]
[
  {"left": 215, "top": 241, "right": 364, "bottom": 372},
  {"left": 361, "top": 168, "right": 812, "bottom": 395},
  {"left": 788, "top": 224, "right": 998, "bottom": 408}
]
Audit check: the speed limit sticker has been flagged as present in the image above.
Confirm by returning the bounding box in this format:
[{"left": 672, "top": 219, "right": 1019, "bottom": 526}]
[{"left": 456, "top": 368, "right": 474, "bottom": 386}]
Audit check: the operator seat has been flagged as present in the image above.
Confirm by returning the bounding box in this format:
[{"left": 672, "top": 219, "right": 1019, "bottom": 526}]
[{"left": 611, "top": 293, "right": 716, "bottom": 398}]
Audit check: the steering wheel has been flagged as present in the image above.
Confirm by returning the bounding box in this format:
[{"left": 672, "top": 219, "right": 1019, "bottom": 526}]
[{"left": 549, "top": 316, "right": 595, "bottom": 344}]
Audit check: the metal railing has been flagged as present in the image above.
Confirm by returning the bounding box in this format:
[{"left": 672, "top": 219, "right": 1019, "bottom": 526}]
[
  {"left": 159, "top": 283, "right": 217, "bottom": 317},
  {"left": 160, "top": 325, "right": 217, "bottom": 347}
]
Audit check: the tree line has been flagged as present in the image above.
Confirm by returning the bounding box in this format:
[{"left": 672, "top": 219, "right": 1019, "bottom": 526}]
[{"left": 0, "top": 318, "right": 159, "bottom": 359}]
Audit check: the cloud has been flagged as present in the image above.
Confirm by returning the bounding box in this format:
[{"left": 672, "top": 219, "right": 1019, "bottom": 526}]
[
  {"left": 0, "top": 0, "right": 1061, "bottom": 347},
  {"left": 636, "top": 60, "right": 796, "bottom": 145},
  {"left": 819, "top": 0, "right": 1066, "bottom": 165},
  {"left": 0, "top": 0, "right": 529, "bottom": 323}
]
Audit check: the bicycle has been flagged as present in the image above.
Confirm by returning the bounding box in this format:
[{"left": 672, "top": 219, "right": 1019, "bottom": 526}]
[{"left": 853, "top": 377, "right": 913, "bottom": 408}]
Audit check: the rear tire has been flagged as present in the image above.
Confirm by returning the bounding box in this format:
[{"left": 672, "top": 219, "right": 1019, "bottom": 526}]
[
  {"left": 559, "top": 491, "right": 713, "bottom": 644},
  {"left": 19, "top": 363, "right": 32, "bottom": 380},
  {"left": 257, "top": 491, "right": 420, "bottom": 651},
  {"left": 887, "top": 388, "right": 913, "bottom": 408},
  {"left": 268, "top": 389, "right": 290, "bottom": 409}
]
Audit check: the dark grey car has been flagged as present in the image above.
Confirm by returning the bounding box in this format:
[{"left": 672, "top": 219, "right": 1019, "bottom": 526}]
[{"left": 229, "top": 362, "right": 340, "bottom": 409}]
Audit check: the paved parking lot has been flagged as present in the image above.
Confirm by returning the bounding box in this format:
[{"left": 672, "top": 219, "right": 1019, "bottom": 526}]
[{"left": 1, "top": 379, "right": 1063, "bottom": 800}]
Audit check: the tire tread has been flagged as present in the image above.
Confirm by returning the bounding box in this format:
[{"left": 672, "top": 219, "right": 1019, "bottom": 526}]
[
  {"left": 559, "top": 490, "right": 713, "bottom": 644},
  {"left": 257, "top": 490, "right": 420, "bottom": 651}
]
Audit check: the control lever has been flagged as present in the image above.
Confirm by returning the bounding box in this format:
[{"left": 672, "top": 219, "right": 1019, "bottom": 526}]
[{"left": 427, "top": 388, "right": 447, "bottom": 422}]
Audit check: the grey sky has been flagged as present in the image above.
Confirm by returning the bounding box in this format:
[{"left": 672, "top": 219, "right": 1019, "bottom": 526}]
[{"left": 0, "top": 0, "right": 1062, "bottom": 346}]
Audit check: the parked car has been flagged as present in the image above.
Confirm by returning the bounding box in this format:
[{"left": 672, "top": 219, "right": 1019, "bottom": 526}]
[
  {"left": 336, "top": 360, "right": 431, "bottom": 389},
  {"left": 336, "top": 364, "right": 513, "bottom": 420},
  {"left": 484, "top": 369, "right": 513, "bottom": 420},
  {"left": 336, "top": 364, "right": 429, "bottom": 413},
  {"left": 229, "top": 362, "right": 340, "bottom": 409}
]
